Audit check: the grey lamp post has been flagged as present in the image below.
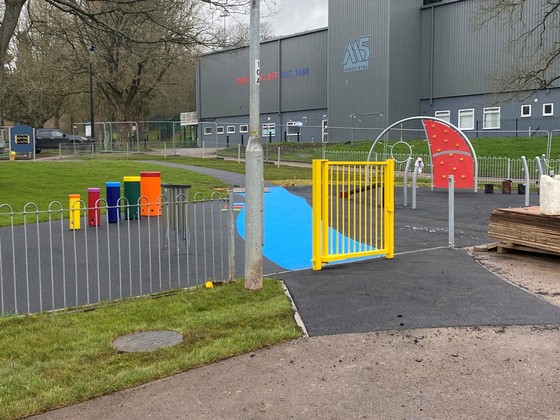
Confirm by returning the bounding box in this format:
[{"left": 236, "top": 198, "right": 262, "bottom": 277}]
[
  {"left": 245, "top": 0, "right": 263, "bottom": 290},
  {"left": 88, "top": 45, "right": 96, "bottom": 141}
]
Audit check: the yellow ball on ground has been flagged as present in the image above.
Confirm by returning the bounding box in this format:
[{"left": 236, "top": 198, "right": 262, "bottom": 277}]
[{"left": 205, "top": 281, "right": 214, "bottom": 289}]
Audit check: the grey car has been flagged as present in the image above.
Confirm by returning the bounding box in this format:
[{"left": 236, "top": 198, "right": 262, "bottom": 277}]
[{"left": 35, "top": 128, "right": 93, "bottom": 151}]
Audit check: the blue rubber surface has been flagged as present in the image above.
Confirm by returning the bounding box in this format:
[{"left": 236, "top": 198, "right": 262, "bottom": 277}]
[
  {"left": 236, "top": 186, "right": 377, "bottom": 270},
  {"left": 236, "top": 187, "right": 313, "bottom": 270}
]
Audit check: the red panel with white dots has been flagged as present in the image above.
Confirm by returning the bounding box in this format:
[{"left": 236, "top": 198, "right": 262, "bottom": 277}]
[{"left": 422, "top": 119, "right": 475, "bottom": 189}]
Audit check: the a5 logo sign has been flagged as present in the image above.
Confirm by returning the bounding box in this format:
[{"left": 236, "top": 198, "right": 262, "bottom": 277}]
[{"left": 342, "top": 35, "right": 371, "bottom": 73}]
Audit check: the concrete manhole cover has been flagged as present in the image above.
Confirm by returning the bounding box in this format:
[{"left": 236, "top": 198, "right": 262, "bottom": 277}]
[{"left": 113, "top": 330, "right": 183, "bottom": 353}]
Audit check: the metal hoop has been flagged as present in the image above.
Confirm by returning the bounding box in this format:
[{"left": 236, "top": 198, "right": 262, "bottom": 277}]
[
  {"left": 389, "top": 140, "right": 413, "bottom": 163},
  {"left": 542, "top": 156, "right": 558, "bottom": 175}
]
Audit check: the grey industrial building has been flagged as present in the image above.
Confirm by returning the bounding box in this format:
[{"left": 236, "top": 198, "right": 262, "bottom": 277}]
[{"left": 196, "top": 0, "right": 560, "bottom": 146}]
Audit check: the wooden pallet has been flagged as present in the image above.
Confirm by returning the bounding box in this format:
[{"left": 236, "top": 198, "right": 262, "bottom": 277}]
[{"left": 488, "top": 206, "right": 560, "bottom": 256}]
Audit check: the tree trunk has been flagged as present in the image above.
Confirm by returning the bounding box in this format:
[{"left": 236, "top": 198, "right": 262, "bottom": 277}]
[{"left": 0, "top": 0, "right": 27, "bottom": 124}]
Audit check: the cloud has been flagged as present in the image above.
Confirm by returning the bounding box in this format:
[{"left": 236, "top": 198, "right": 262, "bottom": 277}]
[{"left": 270, "top": 0, "right": 328, "bottom": 36}]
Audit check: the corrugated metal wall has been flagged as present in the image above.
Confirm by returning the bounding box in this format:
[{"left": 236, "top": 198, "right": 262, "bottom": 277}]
[
  {"left": 198, "top": 48, "right": 250, "bottom": 119},
  {"left": 280, "top": 31, "right": 328, "bottom": 112},
  {"left": 420, "top": 0, "right": 560, "bottom": 100},
  {"left": 327, "top": 0, "right": 422, "bottom": 141},
  {"left": 197, "top": 30, "right": 327, "bottom": 120},
  {"left": 327, "top": 0, "right": 389, "bottom": 139},
  {"left": 388, "top": 0, "right": 423, "bottom": 122}
]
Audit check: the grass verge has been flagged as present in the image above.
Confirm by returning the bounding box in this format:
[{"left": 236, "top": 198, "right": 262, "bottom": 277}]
[
  {"left": 216, "top": 137, "right": 560, "bottom": 161},
  {"left": 126, "top": 153, "right": 313, "bottom": 185},
  {"left": 0, "top": 279, "right": 301, "bottom": 419}
]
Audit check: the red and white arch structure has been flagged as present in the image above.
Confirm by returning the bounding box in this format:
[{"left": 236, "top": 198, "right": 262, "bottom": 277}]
[{"left": 367, "top": 116, "right": 478, "bottom": 191}]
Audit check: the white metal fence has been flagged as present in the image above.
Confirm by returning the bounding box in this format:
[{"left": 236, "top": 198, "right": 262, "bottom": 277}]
[
  {"left": 324, "top": 151, "right": 560, "bottom": 184},
  {"left": 0, "top": 192, "right": 235, "bottom": 316}
]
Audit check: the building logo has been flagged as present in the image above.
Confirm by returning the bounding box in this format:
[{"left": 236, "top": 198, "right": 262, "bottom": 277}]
[{"left": 342, "top": 36, "right": 371, "bottom": 73}]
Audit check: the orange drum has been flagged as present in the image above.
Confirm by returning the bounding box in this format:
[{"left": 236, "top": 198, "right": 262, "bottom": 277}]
[{"left": 140, "top": 171, "right": 161, "bottom": 216}]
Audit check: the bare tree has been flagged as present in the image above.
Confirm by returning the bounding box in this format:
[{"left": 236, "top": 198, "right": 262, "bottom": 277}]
[
  {"left": 223, "top": 20, "right": 275, "bottom": 48},
  {"left": 479, "top": 0, "right": 560, "bottom": 92},
  {"left": 3, "top": 3, "right": 85, "bottom": 127},
  {"left": 147, "top": 57, "right": 197, "bottom": 117},
  {"left": 0, "top": 0, "right": 277, "bottom": 125}
]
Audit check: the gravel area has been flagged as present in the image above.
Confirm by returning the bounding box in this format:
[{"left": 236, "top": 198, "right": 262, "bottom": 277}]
[{"left": 469, "top": 246, "right": 560, "bottom": 307}]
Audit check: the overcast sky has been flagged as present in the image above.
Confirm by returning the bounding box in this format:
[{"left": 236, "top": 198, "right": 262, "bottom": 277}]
[{"left": 268, "top": 0, "right": 328, "bottom": 36}]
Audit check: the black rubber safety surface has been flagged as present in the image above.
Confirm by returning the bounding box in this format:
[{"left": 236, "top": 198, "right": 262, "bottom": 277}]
[{"left": 276, "top": 186, "right": 560, "bottom": 336}]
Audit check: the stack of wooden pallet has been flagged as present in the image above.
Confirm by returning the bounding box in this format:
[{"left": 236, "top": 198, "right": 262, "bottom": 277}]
[{"left": 488, "top": 206, "right": 560, "bottom": 255}]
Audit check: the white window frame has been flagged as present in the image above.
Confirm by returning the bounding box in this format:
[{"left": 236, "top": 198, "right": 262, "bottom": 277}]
[
  {"left": 203, "top": 127, "right": 213, "bottom": 135},
  {"left": 520, "top": 105, "right": 531, "bottom": 117},
  {"left": 543, "top": 103, "right": 554, "bottom": 116},
  {"left": 239, "top": 124, "right": 248, "bottom": 133},
  {"left": 458, "top": 109, "right": 475, "bottom": 131},
  {"left": 483, "top": 107, "right": 501, "bottom": 130},
  {"left": 287, "top": 121, "right": 301, "bottom": 136},
  {"left": 434, "top": 110, "right": 451, "bottom": 123},
  {"left": 261, "top": 123, "right": 276, "bottom": 137},
  {"left": 227, "top": 125, "right": 236, "bottom": 134},
  {"left": 216, "top": 126, "right": 225, "bottom": 135}
]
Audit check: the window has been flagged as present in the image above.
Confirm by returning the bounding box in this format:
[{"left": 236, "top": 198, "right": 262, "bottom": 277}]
[
  {"left": 543, "top": 103, "right": 554, "bottom": 116},
  {"left": 458, "top": 109, "right": 475, "bottom": 130},
  {"left": 483, "top": 107, "right": 500, "bottom": 129},
  {"left": 261, "top": 123, "right": 276, "bottom": 137},
  {"left": 521, "top": 105, "right": 531, "bottom": 117},
  {"left": 227, "top": 126, "right": 236, "bottom": 134},
  {"left": 240, "top": 124, "right": 248, "bottom": 133},
  {"left": 287, "top": 121, "right": 302, "bottom": 136},
  {"left": 204, "top": 127, "right": 212, "bottom": 135},
  {"left": 216, "top": 126, "right": 225, "bottom": 135},
  {"left": 434, "top": 110, "right": 451, "bottom": 123}
]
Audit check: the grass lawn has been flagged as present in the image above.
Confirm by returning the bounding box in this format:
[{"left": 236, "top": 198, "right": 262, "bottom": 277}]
[
  {"left": 326, "top": 136, "right": 560, "bottom": 158},
  {"left": 0, "top": 160, "right": 228, "bottom": 226},
  {"left": 217, "top": 136, "right": 560, "bottom": 161},
  {"left": 125, "top": 153, "right": 314, "bottom": 185},
  {"left": 0, "top": 279, "right": 301, "bottom": 419}
]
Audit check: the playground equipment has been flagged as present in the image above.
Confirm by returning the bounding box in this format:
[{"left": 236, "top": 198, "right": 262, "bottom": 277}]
[
  {"left": 88, "top": 188, "right": 101, "bottom": 227},
  {"left": 69, "top": 171, "right": 163, "bottom": 228},
  {"left": 367, "top": 116, "right": 478, "bottom": 192},
  {"left": 123, "top": 176, "right": 141, "bottom": 220},
  {"left": 69, "top": 194, "right": 81, "bottom": 230},
  {"left": 140, "top": 171, "right": 162, "bottom": 216}
]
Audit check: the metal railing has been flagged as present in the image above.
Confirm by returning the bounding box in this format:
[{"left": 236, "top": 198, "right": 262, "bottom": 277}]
[
  {"left": 0, "top": 192, "right": 235, "bottom": 316},
  {"left": 312, "top": 159, "right": 395, "bottom": 270},
  {"left": 217, "top": 145, "right": 557, "bottom": 185},
  {"left": 324, "top": 151, "right": 559, "bottom": 185}
]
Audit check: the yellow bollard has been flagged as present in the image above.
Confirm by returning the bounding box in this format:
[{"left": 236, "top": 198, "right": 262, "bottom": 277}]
[
  {"left": 69, "top": 194, "right": 81, "bottom": 230},
  {"left": 10, "top": 151, "right": 16, "bottom": 161}
]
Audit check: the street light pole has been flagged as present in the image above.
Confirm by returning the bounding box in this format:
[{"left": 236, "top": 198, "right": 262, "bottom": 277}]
[
  {"left": 88, "top": 45, "right": 96, "bottom": 141},
  {"left": 244, "top": 0, "right": 263, "bottom": 290},
  {"left": 220, "top": 12, "right": 227, "bottom": 39}
]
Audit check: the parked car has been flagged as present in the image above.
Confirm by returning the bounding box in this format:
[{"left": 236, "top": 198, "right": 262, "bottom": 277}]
[{"left": 35, "top": 128, "right": 93, "bottom": 152}]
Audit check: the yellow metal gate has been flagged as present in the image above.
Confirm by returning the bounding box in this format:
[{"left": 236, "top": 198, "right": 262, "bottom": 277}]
[{"left": 312, "top": 159, "right": 394, "bottom": 270}]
